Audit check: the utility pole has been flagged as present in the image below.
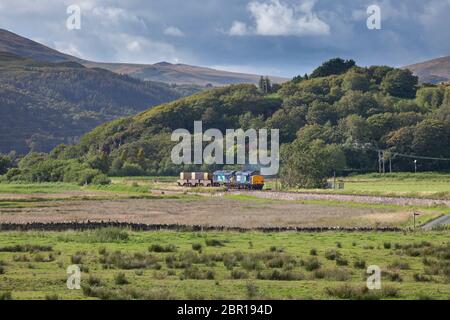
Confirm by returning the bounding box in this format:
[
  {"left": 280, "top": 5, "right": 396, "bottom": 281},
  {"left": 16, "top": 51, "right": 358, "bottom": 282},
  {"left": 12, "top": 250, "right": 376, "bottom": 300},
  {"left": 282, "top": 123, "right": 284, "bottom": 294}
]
[
  {"left": 389, "top": 156, "right": 392, "bottom": 174},
  {"left": 413, "top": 212, "right": 420, "bottom": 229},
  {"left": 333, "top": 171, "right": 336, "bottom": 189},
  {"left": 378, "top": 150, "right": 382, "bottom": 174}
]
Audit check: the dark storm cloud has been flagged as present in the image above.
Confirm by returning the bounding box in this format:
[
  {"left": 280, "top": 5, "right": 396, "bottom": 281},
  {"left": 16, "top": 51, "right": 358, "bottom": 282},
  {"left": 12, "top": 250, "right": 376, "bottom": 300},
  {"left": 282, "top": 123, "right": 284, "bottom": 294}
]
[{"left": 0, "top": 0, "right": 448, "bottom": 77}]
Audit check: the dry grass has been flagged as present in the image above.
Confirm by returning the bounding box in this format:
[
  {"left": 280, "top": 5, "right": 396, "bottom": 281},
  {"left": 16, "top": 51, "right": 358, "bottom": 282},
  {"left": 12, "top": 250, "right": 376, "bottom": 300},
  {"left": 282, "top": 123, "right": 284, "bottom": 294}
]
[{"left": 0, "top": 196, "right": 406, "bottom": 228}]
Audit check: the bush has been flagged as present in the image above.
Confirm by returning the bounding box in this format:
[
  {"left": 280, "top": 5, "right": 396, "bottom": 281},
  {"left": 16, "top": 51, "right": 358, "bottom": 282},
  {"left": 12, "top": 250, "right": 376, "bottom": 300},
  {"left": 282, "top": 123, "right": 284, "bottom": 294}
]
[
  {"left": 383, "top": 242, "right": 392, "bottom": 249},
  {"left": 302, "top": 257, "right": 321, "bottom": 271},
  {"left": 192, "top": 243, "right": 202, "bottom": 252},
  {"left": 241, "top": 257, "right": 263, "bottom": 271},
  {"left": 45, "top": 294, "right": 59, "bottom": 300},
  {"left": 336, "top": 257, "right": 348, "bottom": 266},
  {"left": 325, "top": 249, "right": 341, "bottom": 261},
  {"left": 88, "top": 228, "right": 129, "bottom": 243},
  {"left": 0, "top": 291, "right": 12, "bottom": 300},
  {"left": 313, "top": 268, "right": 351, "bottom": 281},
  {"left": 0, "top": 244, "right": 53, "bottom": 252},
  {"left": 353, "top": 259, "right": 366, "bottom": 269},
  {"left": 389, "top": 260, "right": 410, "bottom": 270},
  {"left": 257, "top": 270, "right": 304, "bottom": 281},
  {"left": 71, "top": 254, "right": 83, "bottom": 264},
  {"left": 87, "top": 275, "right": 103, "bottom": 287},
  {"left": 92, "top": 174, "right": 111, "bottom": 185},
  {"left": 309, "top": 248, "right": 317, "bottom": 256},
  {"left": 223, "top": 254, "right": 238, "bottom": 270},
  {"left": 100, "top": 251, "right": 160, "bottom": 270},
  {"left": 205, "top": 239, "right": 225, "bottom": 247},
  {"left": 231, "top": 269, "right": 248, "bottom": 279},
  {"left": 382, "top": 271, "right": 403, "bottom": 282},
  {"left": 149, "top": 244, "right": 177, "bottom": 253},
  {"left": 325, "top": 284, "right": 399, "bottom": 300},
  {"left": 114, "top": 272, "right": 129, "bottom": 285},
  {"left": 245, "top": 281, "right": 259, "bottom": 299},
  {"left": 413, "top": 274, "right": 432, "bottom": 282}
]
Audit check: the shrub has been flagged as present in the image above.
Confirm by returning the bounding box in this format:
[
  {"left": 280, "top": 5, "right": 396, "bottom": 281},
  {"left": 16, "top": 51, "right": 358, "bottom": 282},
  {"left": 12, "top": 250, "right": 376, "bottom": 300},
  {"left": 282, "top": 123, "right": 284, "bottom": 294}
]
[
  {"left": 114, "top": 272, "right": 129, "bottom": 285},
  {"left": 0, "top": 266, "right": 4, "bottom": 274},
  {"left": 302, "top": 257, "right": 321, "bottom": 271},
  {"left": 241, "top": 257, "right": 263, "bottom": 271},
  {"left": 181, "top": 266, "right": 214, "bottom": 280},
  {"left": 89, "top": 228, "right": 129, "bottom": 243},
  {"left": 312, "top": 268, "right": 351, "bottom": 281},
  {"left": 336, "top": 257, "right": 349, "bottom": 266},
  {"left": 245, "top": 281, "right": 259, "bottom": 299},
  {"left": 309, "top": 248, "right": 317, "bottom": 256},
  {"left": 325, "top": 284, "right": 398, "bottom": 300},
  {"left": 71, "top": 254, "right": 83, "bottom": 264},
  {"left": 325, "top": 249, "right": 341, "bottom": 261},
  {"left": 353, "top": 259, "right": 366, "bottom": 269},
  {"left": 0, "top": 244, "right": 52, "bottom": 252},
  {"left": 231, "top": 269, "right": 248, "bottom": 279},
  {"left": 205, "top": 239, "right": 225, "bottom": 247},
  {"left": 389, "top": 260, "right": 410, "bottom": 270},
  {"left": 257, "top": 270, "right": 305, "bottom": 281},
  {"left": 383, "top": 242, "right": 392, "bottom": 249},
  {"left": 92, "top": 174, "right": 111, "bottom": 185},
  {"left": 0, "top": 291, "right": 12, "bottom": 300},
  {"left": 413, "top": 273, "right": 432, "bottom": 282},
  {"left": 266, "top": 257, "right": 284, "bottom": 268},
  {"left": 223, "top": 254, "right": 238, "bottom": 270},
  {"left": 148, "top": 244, "right": 177, "bottom": 253},
  {"left": 382, "top": 271, "right": 403, "bottom": 282},
  {"left": 192, "top": 243, "right": 202, "bottom": 252},
  {"left": 87, "top": 275, "right": 103, "bottom": 287},
  {"left": 45, "top": 294, "right": 59, "bottom": 300},
  {"left": 100, "top": 251, "right": 160, "bottom": 270}
]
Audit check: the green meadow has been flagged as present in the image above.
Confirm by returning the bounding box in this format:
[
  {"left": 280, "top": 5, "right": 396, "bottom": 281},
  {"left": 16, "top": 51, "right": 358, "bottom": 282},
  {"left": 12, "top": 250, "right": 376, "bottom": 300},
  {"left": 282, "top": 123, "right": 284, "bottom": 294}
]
[{"left": 0, "top": 229, "right": 448, "bottom": 300}]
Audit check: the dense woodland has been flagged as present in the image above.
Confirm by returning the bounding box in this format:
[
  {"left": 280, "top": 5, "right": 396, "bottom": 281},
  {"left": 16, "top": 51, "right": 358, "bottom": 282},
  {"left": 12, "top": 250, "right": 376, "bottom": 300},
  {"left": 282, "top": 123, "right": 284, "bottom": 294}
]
[
  {"left": 0, "top": 52, "right": 202, "bottom": 154},
  {"left": 1, "top": 58, "right": 449, "bottom": 187}
]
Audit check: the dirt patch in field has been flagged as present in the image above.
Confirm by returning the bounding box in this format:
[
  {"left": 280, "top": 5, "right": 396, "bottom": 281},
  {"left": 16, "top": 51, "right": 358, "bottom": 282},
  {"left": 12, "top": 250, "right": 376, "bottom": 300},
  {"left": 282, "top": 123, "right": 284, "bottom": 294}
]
[{"left": 0, "top": 196, "right": 418, "bottom": 228}]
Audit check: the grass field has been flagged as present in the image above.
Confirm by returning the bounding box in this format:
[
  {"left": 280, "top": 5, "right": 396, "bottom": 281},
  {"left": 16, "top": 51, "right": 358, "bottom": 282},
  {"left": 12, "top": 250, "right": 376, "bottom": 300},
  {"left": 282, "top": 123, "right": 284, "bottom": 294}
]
[
  {"left": 0, "top": 229, "right": 448, "bottom": 300},
  {"left": 0, "top": 175, "right": 449, "bottom": 300},
  {"left": 264, "top": 173, "right": 450, "bottom": 200}
]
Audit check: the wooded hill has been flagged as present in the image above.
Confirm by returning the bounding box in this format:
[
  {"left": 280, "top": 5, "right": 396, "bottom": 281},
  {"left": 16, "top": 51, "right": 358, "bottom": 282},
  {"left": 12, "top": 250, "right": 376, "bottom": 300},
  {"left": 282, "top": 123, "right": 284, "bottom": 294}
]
[
  {"left": 2, "top": 58, "right": 449, "bottom": 186},
  {"left": 0, "top": 52, "right": 192, "bottom": 153}
]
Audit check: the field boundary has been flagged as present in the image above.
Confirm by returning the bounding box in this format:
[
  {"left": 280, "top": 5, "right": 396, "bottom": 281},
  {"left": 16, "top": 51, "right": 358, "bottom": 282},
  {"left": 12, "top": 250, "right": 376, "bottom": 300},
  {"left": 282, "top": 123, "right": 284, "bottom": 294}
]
[{"left": 0, "top": 221, "right": 403, "bottom": 232}]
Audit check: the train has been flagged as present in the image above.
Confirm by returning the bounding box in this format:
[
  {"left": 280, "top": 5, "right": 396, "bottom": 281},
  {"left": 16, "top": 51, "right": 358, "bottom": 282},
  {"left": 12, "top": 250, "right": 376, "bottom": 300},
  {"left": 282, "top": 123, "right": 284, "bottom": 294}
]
[{"left": 177, "top": 170, "right": 265, "bottom": 190}]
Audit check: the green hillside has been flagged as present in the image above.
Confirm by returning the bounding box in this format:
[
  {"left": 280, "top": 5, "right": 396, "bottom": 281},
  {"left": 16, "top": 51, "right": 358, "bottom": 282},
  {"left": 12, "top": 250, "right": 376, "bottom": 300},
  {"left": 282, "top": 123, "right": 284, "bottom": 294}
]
[
  {"left": 0, "top": 53, "right": 193, "bottom": 153},
  {"left": 2, "top": 58, "right": 449, "bottom": 185}
]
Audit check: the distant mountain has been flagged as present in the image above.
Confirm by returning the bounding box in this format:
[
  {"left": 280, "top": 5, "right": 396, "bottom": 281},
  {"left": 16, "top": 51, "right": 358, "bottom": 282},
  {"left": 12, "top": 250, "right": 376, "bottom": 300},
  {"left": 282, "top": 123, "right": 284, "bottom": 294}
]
[
  {"left": 84, "top": 61, "right": 288, "bottom": 86},
  {"left": 0, "top": 28, "right": 75, "bottom": 62},
  {"left": 0, "top": 28, "right": 288, "bottom": 86},
  {"left": 0, "top": 52, "right": 184, "bottom": 154},
  {"left": 404, "top": 56, "right": 450, "bottom": 84}
]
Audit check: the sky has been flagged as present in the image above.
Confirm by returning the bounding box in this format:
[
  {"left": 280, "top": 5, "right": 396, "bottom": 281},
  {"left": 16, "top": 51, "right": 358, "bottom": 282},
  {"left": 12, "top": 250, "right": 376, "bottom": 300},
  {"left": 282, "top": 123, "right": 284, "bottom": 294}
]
[{"left": 0, "top": 0, "right": 449, "bottom": 77}]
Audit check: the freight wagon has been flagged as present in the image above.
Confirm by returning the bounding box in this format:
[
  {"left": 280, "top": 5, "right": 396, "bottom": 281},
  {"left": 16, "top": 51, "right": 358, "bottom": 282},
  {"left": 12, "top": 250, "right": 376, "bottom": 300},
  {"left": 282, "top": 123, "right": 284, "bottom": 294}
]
[
  {"left": 177, "top": 172, "right": 213, "bottom": 187},
  {"left": 177, "top": 170, "right": 264, "bottom": 190}
]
